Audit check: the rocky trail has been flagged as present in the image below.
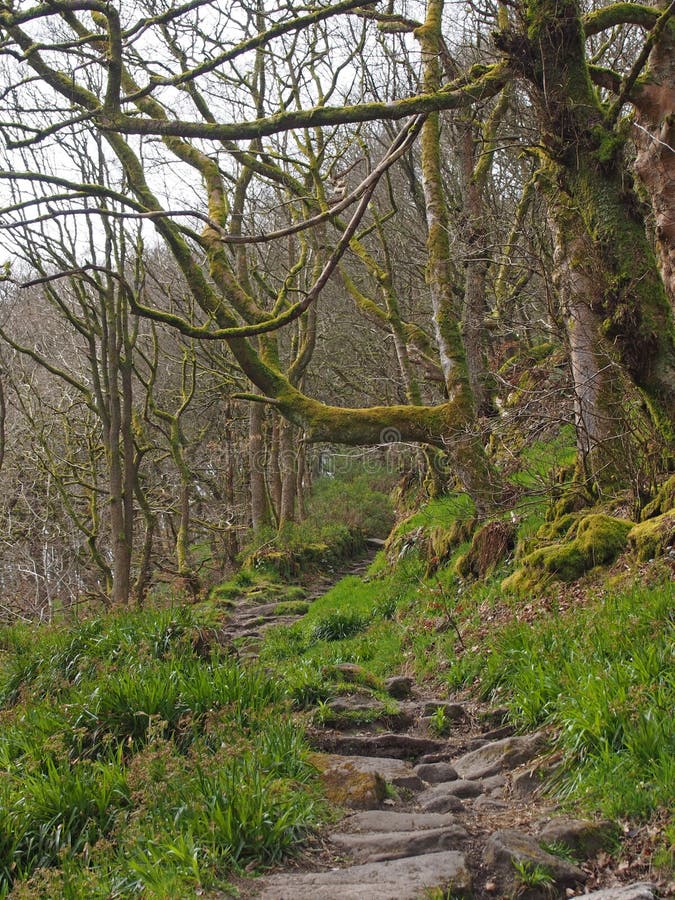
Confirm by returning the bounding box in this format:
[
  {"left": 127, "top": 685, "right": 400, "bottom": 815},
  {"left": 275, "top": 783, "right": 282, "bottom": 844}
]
[{"left": 221, "top": 555, "right": 662, "bottom": 900}]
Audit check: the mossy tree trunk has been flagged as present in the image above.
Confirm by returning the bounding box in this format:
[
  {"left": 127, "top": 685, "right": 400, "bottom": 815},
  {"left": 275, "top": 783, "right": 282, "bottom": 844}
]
[
  {"left": 416, "top": 0, "right": 503, "bottom": 515},
  {"left": 249, "top": 397, "right": 271, "bottom": 530},
  {"left": 497, "top": 0, "right": 675, "bottom": 488},
  {"left": 632, "top": 7, "right": 675, "bottom": 306}
]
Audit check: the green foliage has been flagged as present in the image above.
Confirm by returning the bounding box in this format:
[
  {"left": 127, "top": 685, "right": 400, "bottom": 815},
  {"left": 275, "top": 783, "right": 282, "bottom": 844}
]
[
  {"left": 512, "top": 858, "right": 554, "bottom": 891},
  {"left": 240, "top": 465, "right": 395, "bottom": 577},
  {"left": 307, "top": 467, "right": 396, "bottom": 537},
  {"left": 539, "top": 840, "right": 580, "bottom": 863},
  {"left": 479, "top": 578, "right": 674, "bottom": 819},
  {"left": 0, "top": 604, "right": 323, "bottom": 896},
  {"left": 309, "top": 609, "right": 371, "bottom": 642},
  {"left": 429, "top": 705, "right": 450, "bottom": 737}
]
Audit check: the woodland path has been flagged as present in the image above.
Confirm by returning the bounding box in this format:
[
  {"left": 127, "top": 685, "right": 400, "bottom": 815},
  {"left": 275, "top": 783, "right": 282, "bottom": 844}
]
[{"left": 221, "top": 553, "right": 660, "bottom": 900}]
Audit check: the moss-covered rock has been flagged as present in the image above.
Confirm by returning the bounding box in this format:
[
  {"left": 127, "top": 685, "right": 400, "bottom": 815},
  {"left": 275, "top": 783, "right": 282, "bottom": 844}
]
[
  {"left": 309, "top": 753, "right": 387, "bottom": 810},
  {"left": 536, "top": 512, "right": 579, "bottom": 541},
  {"left": 641, "top": 475, "right": 675, "bottom": 521},
  {"left": 503, "top": 514, "right": 633, "bottom": 594},
  {"left": 628, "top": 509, "right": 675, "bottom": 561},
  {"left": 574, "top": 514, "right": 633, "bottom": 565}
]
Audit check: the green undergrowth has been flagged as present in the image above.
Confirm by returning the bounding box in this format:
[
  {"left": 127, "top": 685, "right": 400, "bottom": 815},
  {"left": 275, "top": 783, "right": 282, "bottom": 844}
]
[
  {"left": 241, "top": 467, "right": 396, "bottom": 578},
  {"left": 260, "top": 573, "right": 408, "bottom": 708},
  {"left": 0, "top": 605, "right": 324, "bottom": 898},
  {"left": 257, "top": 468, "right": 674, "bottom": 859},
  {"left": 477, "top": 574, "right": 674, "bottom": 820}
]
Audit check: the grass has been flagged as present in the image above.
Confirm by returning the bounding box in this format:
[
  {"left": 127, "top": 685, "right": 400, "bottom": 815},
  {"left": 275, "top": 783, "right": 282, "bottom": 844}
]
[
  {"left": 512, "top": 858, "right": 555, "bottom": 893},
  {"left": 476, "top": 576, "right": 674, "bottom": 819},
  {"left": 0, "top": 604, "right": 324, "bottom": 897}
]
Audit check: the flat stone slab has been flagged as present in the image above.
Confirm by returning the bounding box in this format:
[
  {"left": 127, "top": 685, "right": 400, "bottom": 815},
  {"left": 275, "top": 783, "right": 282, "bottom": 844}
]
[
  {"left": 255, "top": 850, "right": 472, "bottom": 899},
  {"left": 569, "top": 884, "right": 657, "bottom": 899},
  {"left": 310, "top": 731, "right": 447, "bottom": 759},
  {"left": 453, "top": 732, "right": 546, "bottom": 780},
  {"left": 340, "top": 811, "right": 460, "bottom": 832},
  {"left": 473, "top": 795, "right": 509, "bottom": 810},
  {"left": 329, "top": 823, "right": 468, "bottom": 862},
  {"left": 327, "top": 696, "right": 387, "bottom": 715}
]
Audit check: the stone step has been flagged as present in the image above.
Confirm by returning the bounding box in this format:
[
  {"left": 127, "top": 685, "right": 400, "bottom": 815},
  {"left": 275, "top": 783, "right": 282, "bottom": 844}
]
[
  {"left": 452, "top": 732, "right": 547, "bottom": 780},
  {"left": 308, "top": 731, "right": 447, "bottom": 760},
  {"left": 338, "top": 811, "right": 461, "bottom": 833},
  {"left": 254, "top": 849, "right": 471, "bottom": 899},
  {"left": 329, "top": 823, "right": 468, "bottom": 863}
]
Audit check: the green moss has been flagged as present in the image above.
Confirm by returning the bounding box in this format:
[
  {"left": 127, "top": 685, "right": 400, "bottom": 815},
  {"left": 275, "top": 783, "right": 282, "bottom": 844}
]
[
  {"left": 628, "top": 510, "right": 675, "bottom": 561},
  {"left": 574, "top": 514, "right": 633, "bottom": 564},
  {"left": 427, "top": 518, "right": 477, "bottom": 571},
  {"left": 526, "top": 542, "right": 588, "bottom": 581},
  {"left": 273, "top": 600, "right": 310, "bottom": 616},
  {"left": 641, "top": 475, "right": 675, "bottom": 521},
  {"left": 504, "top": 514, "right": 633, "bottom": 594},
  {"left": 537, "top": 512, "right": 579, "bottom": 540}
]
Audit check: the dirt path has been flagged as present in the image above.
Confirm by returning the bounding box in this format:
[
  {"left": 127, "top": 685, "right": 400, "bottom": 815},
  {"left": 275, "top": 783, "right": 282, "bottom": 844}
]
[{"left": 222, "top": 556, "right": 660, "bottom": 900}]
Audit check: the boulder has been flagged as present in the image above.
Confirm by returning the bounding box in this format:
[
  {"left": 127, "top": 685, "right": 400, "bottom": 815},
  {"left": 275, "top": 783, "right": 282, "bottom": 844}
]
[
  {"left": 481, "top": 773, "right": 507, "bottom": 792},
  {"left": 628, "top": 510, "right": 675, "bottom": 561},
  {"left": 422, "top": 701, "right": 467, "bottom": 720},
  {"left": 384, "top": 675, "right": 414, "bottom": 699},
  {"left": 538, "top": 817, "right": 617, "bottom": 858},
  {"left": 310, "top": 753, "right": 387, "bottom": 810},
  {"left": 413, "top": 762, "right": 459, "bottom": 784},
  {"left": 485, "top": 829, "right": 586, "bottom": 897},
  {"left": 453, "top": 732, "right": 546, "bottom": 780},
  {"left": 311, "top": 753, "right": 424, "bottom": 794},
  {"left": 416, "top": 784, "right": 467, "bottom": 813},
  {"left": 512, "top": 767, "right": 548, "bottom": 798},
  {"left": 435, "top": 779, "right": 483, "bottom": 798}
]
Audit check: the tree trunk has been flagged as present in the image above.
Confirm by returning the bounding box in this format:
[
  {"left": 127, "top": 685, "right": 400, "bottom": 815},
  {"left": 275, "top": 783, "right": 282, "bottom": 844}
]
[
  {"left": 632, "top": 6, "right": 675, "bottom": 306},
  {"left": 278, "top": 420, "right": 297, "bottom": 527},
  {"left": 417, "top": 0, "right": 502, "bottom": 515},
  {"left": 249, "top": 399, "right": 270, "bottom": 530},
  {"left": 498, "top": 0, "right": 675, "bottom": 480},
  {"left": 268, "top": 415, "right": 283, "bottom": 523}
]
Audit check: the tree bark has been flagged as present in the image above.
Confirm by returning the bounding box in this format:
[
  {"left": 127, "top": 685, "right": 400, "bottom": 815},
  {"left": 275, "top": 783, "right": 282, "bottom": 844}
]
[
  {"left": 632, "top": 7, "right": 675, "bottom": 306},
  {"left": 249, "top": 397, "right": 271, "bottom": 530},
  {"left": 416, "top": 0, "right": 502, "bottom": 514}
]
